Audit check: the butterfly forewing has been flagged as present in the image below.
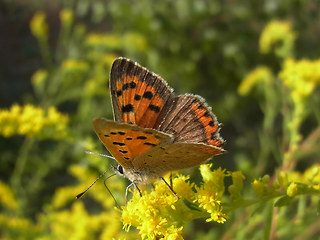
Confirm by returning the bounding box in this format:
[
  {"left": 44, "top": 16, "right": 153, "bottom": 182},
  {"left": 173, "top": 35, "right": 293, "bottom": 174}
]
[
  {"left": 110, "top": 58, "right": 174, "bottom": 129},
  {"left": 93, "top": 118, "right": 173, "bottom": 170}
]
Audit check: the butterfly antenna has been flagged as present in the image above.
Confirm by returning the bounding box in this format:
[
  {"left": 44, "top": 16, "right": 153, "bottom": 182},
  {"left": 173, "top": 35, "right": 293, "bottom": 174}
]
[
  {"left": 85, "top": 150, "right": 115, "bottom": 160},
  {"left": 75, "top": 168, "right": 110, "bottom": 199},
  {"left": 103, "top": 174, "right": 121, "bottom": 210}
]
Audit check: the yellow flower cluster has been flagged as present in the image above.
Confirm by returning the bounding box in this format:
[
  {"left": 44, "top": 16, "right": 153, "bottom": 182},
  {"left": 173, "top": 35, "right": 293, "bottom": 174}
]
[
  {"left": 121, "top": 164, "right": 231, "bottom": 239},
  {"left": 228, "top": 171, "right": 246, "bottom": 201},
  {"left": 238, "top": 66, "right": 273, "bottom": 96},
  {"left": 252, "top": 164, "right": 320, "bottom": 199},
  {"left": 60, "top": 9, "right": 74, "bottom": 26},
  {"left": 0, "top": 181, "right": 18, "bottom": 210},
  {"left": 279, "top": 58, "right": 320, "bottom": 104},
  {"left": 86, "top": 33, "right": 121, "bottom": 49},
  {"left": 30, "top": 11, "right": 49, "bottom": 40},
  {"left": 0, "top": 104, "right": 69, "bottom": 139},
  {"left": 0, "top": 181, "right": 42, "bottom": 238},
  {"left": 121, "top": 176, "right": 187, "bottom": 240},
  {"left": 194, "top": 165, "right": 228, "bottom": 223},
  {"left": 252, "top": 174, "right": 272, "bottom": 197},
  {"left": 31, "top": 69, "right": 48, "bottom": 89},
  {"left": 281, "top": 164, "right": 320, "bottom": 192},
  {"left": 42, "top": 201, "right": 123, "bottom": 240},
  {"left": 85, "top": 32, "right": 148, "bottom": 52},
  {"left": 259, "top": 20, "right": 296, "bottom": 58},
  {"left": 61, "top": 59, "right": 90, "bottom": 73}
]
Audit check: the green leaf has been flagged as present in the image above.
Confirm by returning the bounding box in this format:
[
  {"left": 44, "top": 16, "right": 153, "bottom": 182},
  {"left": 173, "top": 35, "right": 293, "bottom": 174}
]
[
  {"left": 274, "top": 196, "right": 293, "bottom": 207},
  {"left": 251, "top": 203, "right": 264, "bottom": 217},
  {"left": 263, "top": 202, "right": 273, "bottom": 240}
]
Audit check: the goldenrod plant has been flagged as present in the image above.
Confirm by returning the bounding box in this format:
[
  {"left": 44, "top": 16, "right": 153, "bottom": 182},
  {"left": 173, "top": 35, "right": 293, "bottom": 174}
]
[{"left": 1, "top": 2, "right": 320, "bottom": 239}]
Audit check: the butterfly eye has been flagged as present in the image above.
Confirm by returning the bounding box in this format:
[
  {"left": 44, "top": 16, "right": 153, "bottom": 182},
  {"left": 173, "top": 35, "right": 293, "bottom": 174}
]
[{"left": 117, "top": 165, "right": 124, "bottom": 175}]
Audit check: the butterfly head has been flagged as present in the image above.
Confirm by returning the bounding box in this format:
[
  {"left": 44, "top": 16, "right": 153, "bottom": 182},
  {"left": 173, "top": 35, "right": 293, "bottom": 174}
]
[
  {"left": 112, "top": 163, "right": 158, "bottom": 184},
  {"left": 114, "top": 164, "right": 125, "bottom": 176}
]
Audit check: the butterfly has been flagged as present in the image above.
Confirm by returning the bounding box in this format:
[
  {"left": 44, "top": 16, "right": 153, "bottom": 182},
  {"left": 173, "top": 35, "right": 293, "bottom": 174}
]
[{"left": 93, "top": 57, "right": 225, "bottom": 197}]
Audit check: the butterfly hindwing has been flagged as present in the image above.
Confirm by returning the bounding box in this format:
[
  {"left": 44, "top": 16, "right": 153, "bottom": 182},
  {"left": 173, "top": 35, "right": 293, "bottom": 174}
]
[
  {"left": 110, "top": 58, "right": 174, "bottom": 129},
  {"left": 133, "top": 142, "right": 225, "bottom": 175},
  {"left": 93, "top": 118, "right": 173, "bottom": 170},
  {"left": 159, "top": 94, "right": 224, "bottom": 148}
]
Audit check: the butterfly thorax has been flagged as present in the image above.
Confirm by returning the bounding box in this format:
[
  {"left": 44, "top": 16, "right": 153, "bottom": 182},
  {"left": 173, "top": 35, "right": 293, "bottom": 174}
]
[{"left": 122, "top": 167, "right": 158, "bottom": 184}]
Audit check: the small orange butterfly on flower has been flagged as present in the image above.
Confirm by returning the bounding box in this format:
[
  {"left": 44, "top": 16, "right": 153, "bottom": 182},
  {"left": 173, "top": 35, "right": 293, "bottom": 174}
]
[{"left": 92, "top": 57, "right": 225, "bottom": 198}]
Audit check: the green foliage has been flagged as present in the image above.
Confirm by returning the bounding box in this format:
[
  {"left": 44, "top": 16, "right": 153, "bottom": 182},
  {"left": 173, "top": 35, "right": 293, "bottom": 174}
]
[{"left": 1, "top": 0, "right": 320, "bottom": 239}]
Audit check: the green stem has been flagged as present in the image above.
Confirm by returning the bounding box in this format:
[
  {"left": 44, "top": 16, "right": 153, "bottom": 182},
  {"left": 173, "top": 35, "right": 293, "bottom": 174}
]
[
  {"left": 11, "top": 138, "right": 35, "bottom": 197},
  {"left": 39, "top": 38, "right": 53, "bottom": 71}
]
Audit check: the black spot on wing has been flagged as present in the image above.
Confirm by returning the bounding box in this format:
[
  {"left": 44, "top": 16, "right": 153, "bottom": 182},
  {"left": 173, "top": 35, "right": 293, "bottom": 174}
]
[
  {"left": 130, "top": 81, "right": 137, "bottom": 88},
  {"left": 122, "top": 104, "right": 134, "bottom": 112},
  {"left": 122, "top": 83, "right": 129, "bottom": 91},
  {"left": 143, "top": 91, "right": 153, "bottom": 100},
  {"left": 137, "top": 136, "right": 147, "bottom": 140},
  {"left": 148, "top": 104, "right": 160, "bottom": 113},
  {"left": 118, "top": 131, "right": 126, "bottom": 135},
  {"left": 126, "top": 137, "right": 133, "bottom": 140},
  {"left": 144, "top": 142, "right": 157, "bottom": 147},
  {"left": 122, "top": 81, "right": 137, "bottom": 91},
  {"left": 113, "top": 142, "right": 125, "bottom": 146},
  {"left": 110, "top": 132, "right": 117, "bottom": 135},
  {"left": 211, "top": 132, "right": 216, "bottom": 140},
  {"left": 204, "top": 111, "right": 210, "bottom": 117},
  {"left": 119, "top": 150, "right": 128, "bottom": 154},
  {"left": 134, "top": 94, "right": 141, "bottom": 101}
]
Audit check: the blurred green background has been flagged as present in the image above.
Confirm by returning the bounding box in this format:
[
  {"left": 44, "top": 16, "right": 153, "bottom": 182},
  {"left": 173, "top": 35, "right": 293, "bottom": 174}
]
[{"left": 1, "top": 0, "right": 320, "bottom": 239}]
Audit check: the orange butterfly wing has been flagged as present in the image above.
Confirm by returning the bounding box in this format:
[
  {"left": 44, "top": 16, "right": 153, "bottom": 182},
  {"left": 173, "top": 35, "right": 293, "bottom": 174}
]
[
  {"left": 93, "top": 118, "right": 173, "bottom": 170},
  {"left": 110, "top": 57, "right": 174, "bottom": 129},
  {"left": 133, "top": 142, "right": 225, "bottom": 176}
]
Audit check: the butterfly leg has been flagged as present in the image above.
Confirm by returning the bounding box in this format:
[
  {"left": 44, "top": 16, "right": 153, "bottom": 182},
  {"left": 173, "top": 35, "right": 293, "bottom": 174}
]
[
  {"left": 161, "top": 177, "right": 179, "bottom": 199},
  {"left": 125, "top": 183, "right": 133, "bottom": 204},
  {"left": 134, "top": 183, "right": 142, "bottom": 197},
  {"left": 125, "top": 182, "right": 142, "bottom": 204}
]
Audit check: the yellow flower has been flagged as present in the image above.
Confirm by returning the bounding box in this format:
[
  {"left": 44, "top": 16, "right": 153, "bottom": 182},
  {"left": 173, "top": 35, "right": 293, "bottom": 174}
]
[
  {"left": 163, "top": 225, "right": 184, "bottom": 240},
  {"left": 30, "top": 12, "right": 49, "bottom": 40},
  {"left": 0, "top": 181, "right": 18, "bottom": 210},
  {"left": 252, "top": 175, "right": 273, "bottom": 198},
  {"left": 121, "top": 169, "right": 229, "bottom": 239},
  {"left": 60, "top": 9, "right": 74, "bottom": 26},
  {"left": 0, "top": 214, "right": 41, "bottom": 238},
  {"left": 279, "top": 58, "right": 320, "bottom": 104},
  {"left": 238, "top": 66, "right": 273, "bottom": 96},
  {"left": 259, "top": 20, "right": 296, "bottom": 58},
  {"left": 61, "top": 59, "right": 89, "bottom": 73},
  {"left": 122, "top": 32, "right": 148, "bottom": 52},
  {"left": 194, "top": 165, "right": 227, "bottom": 223},
  {"left": 286, "top": 182, "right": 298, "bottom": 197},
  {"left": 228, "top": 171, "right": 245, "bottom": 200},
  {"left": 31, "top": 69, "right": 48, "bottom": 88},
  {"left": 86, "top": 33, "right": 121, "bottom": 49},
  {"left": 0, "top": 104, "right": 69, "bottom": 139},
  {"left": 303, "top": 164, "right": 320, "bottom": 190},
  {"left": 121, "top": 180, "right": 180, "bottom": 237}
]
